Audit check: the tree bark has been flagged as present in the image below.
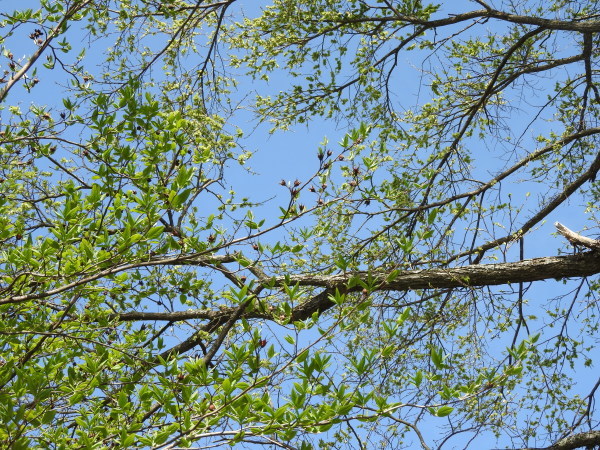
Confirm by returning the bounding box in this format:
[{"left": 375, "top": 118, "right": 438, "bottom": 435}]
[
  {"left": 285, "top": 251, "right": 600, "bottom": 321},
  {"left": 281, "top": 251, "right": 600, "bottom": 291},
  {"left": 516, "top": 430, "right": 600, "bottom": 450},
  {"left": 118, "top": 251, "right": 600, "bottom": 324}
]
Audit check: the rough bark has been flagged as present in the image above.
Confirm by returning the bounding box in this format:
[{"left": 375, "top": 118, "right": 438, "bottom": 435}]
[
  {"left": 118, "top": 250, "right": 600, "bottom": 324},
  {"left": 285, "top": 251, "right": 600, "bottom": 322},
  {"left": 516, "top": 430, "right": 600, "bottom": 450},
  {"left": 280, "top": 251, "right": 600, "bottom": 291}
]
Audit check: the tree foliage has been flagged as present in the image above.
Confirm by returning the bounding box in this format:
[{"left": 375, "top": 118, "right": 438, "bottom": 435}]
[{"left": 1, "top": 0, "right": 600, "bottom": 448}]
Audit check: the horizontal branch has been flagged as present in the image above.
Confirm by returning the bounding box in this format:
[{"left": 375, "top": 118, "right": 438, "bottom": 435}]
[
  {"left": 517, "top": 430, "right": 600, "bottom": 450},
  {"left": 117, "top": 251, "right": 600, "bottom": 325},
  {"left": 332, "top": 8, "right": 600, "bottom": 33},
  {"left": 0, "top": 253, "right": 238, "bottom": 306},
  {"left": 286, "top": 252, "right": 600, "bottom": 321},
  {"left": 284, "top": 252, "right": 600, "bottom": 291}
]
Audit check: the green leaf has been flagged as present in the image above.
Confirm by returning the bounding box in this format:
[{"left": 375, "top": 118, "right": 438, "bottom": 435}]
[
  {"left": 171, "top": 188, "right": 192, "bottom": 209},
  {"left": 434, "top": 406, "right": 454, "bottom": 417},
  {"left": 146, "top": 225, "right": 164, "bottom": 240}
]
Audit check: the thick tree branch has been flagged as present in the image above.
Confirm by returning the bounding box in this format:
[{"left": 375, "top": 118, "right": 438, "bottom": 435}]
[
  {"left": 283, "top": 252, "right": 600, "bottom": 306},
  {"left": 325, "top": 8, "right": 600, "bottom": 33},
  {"left": 516, "top": 430, "right": 600, "bottom": 450},
  {"left": 117, "top": 251, "right": 600, "bottom": 325}
]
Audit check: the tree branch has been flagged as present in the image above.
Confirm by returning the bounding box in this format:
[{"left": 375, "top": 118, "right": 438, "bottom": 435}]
[
  {"left": 555, "top": 222, "right": 600, "bottom": 250},
  {"left": 514, "top": 430, "right": 600, "bottom": 450},
  {"left": 117, "top": 251, "right": 600, "bottom": 325}
]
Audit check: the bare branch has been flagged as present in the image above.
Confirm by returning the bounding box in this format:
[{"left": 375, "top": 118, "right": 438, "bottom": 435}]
[{"left": 555, "top": 222, "right": 600, "bottom": 250}]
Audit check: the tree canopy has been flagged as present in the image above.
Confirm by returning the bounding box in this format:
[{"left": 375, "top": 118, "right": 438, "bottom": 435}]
[{"left": 1, "top": 0, "right": 600, "bottom": 448}]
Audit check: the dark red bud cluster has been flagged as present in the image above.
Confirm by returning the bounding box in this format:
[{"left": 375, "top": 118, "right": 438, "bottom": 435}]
[{"left": 29, "top": 29, "right": 43, "bottom": 41}]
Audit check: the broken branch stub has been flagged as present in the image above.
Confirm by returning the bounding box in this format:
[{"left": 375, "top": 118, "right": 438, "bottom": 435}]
[{"left": 555, "top": 222, "right": 600, "bottom": 250}]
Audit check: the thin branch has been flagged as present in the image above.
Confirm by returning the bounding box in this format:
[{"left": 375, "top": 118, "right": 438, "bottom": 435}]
[{"left": 0, "top": 0, "right": 93, "bottom": 103}]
